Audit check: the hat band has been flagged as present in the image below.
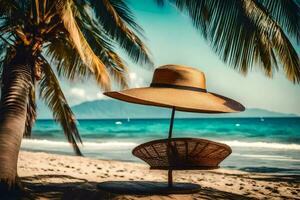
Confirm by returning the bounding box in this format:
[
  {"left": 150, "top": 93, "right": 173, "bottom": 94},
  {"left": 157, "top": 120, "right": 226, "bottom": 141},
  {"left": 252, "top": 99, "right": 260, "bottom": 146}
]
[{"left": 150, "top": 83, "right": 207, "bottom": 93}]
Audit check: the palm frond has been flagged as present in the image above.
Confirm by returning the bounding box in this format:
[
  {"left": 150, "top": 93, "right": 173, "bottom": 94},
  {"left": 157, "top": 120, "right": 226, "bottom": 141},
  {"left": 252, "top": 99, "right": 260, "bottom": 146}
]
[
  {"left": 258, "top": 0, "right": 300, "bottom": 43},
  {"left": 38, "top": 55, "right": 82, "bottom": 156},
  {"left": 0, "top": 19, "right": 16, "bottom": 47},
  {"left": 173, "top": 0, "right": 209, "bottom": 39},
  {"left": 75, "top": 5, "right": 129, "bottom": 88},
  {"left": 90, "top": 0, "right": 153, "bottom": 66},
  {"left": 58, "top": 0, "right": 111, "bottom": 90},
  {"left": 244, "top": 0, "right": 300, "bottom": 82},
  {"left": 169, "top": 0, "right": 300, "bottom": 83},
  {"left": 45, "top": 36, "right": 92, "bottom": 81}
]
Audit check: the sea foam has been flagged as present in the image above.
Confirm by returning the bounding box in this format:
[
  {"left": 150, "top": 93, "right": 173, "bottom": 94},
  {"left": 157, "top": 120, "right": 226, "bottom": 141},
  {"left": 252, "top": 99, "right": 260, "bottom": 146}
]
[
  {"left": 21, "top": 139, "right": 137, "bottom": 150},
  {"left": 21, "top": 139, "right": 300, "bottom": 151},
  {"left": 221, "top": 140, "right": 300, "bottom": 150}
]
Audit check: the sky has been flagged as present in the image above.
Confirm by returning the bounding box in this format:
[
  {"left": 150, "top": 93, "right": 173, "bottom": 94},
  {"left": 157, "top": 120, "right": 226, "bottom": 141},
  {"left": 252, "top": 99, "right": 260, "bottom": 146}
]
[{"left": 41, "top": 0, "right": 300, "bottom": 116}]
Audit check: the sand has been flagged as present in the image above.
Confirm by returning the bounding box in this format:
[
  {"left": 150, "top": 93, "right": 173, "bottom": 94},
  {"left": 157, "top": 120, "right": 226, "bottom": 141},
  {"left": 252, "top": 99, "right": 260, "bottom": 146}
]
[{"left": 18, "top": 151, "right": 299, "bottom": 200}]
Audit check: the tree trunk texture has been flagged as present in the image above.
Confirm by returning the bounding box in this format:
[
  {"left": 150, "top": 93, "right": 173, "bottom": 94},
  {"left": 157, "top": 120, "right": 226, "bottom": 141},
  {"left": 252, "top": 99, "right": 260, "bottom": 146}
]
[{"left": 0, "top": 48, "right": 33, "bottom": 195}]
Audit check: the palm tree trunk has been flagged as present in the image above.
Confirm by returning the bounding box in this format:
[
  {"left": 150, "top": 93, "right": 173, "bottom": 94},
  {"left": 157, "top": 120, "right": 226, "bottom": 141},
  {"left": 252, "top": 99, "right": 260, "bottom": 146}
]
[{"left": 0, "top": 48, "right": 33, "bottom": 194}]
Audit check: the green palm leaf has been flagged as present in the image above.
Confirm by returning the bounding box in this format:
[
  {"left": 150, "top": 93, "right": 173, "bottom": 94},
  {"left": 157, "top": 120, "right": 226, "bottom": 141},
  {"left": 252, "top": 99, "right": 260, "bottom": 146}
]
[
  {"left": 90, "top": 0, "right": 153, "bottom": 66},
  {"left": 38, "top": 55, "right": 82, "bottom": 156},
  {"left": 157, "top": 0, "right": 300, "bottom": 83},
  {"left": 258, "top": 0, "right": 300, "bottom": 42},
  {"left": 75, "top": 5, "right": 129, "bottom": 88},
  {"left": 45, "top": 36, "right": 92, "bottom": 81},
  {"left": 58, "top": 0, "right": 111, "bottom": 90}
]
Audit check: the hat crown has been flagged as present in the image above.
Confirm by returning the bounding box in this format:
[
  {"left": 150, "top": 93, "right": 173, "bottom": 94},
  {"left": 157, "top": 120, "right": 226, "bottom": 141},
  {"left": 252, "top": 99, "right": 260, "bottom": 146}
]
[{"left": 151, "top": 65, "right": 206, "bottom": 89}]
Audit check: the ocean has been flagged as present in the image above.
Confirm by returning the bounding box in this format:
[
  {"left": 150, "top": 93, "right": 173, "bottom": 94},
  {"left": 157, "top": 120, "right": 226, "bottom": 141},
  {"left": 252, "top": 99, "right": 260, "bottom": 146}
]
[{"left": 21, "top": 118, "right": 300, "bottom": 174}]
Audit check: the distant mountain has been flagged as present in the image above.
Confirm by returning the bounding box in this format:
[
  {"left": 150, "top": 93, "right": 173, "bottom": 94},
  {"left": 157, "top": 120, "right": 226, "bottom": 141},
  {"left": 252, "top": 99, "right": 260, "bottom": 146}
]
[{"left": 70, "top": 99, "right": 299, "bottom": 119}]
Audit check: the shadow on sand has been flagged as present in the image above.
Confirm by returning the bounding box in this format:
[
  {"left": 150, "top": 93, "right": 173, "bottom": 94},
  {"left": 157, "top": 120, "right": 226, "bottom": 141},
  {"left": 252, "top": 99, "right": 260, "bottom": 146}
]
[{"left": 20, "top": 174, "right": 255, "bottom": 200}]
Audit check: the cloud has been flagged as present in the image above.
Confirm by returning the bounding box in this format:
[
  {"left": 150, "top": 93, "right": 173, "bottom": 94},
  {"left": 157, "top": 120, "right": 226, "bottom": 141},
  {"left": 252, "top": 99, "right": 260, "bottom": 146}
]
[
  {"left": 68, "top": 87, "right": 107, "bottom": 105},
  {"left": 96, "top": 92, "right": 105, "bottom": 99},
  {"left": 70, "top": 88, "right": 86, "bottom": 98},
  {"left": 129, "top": 72, "right": 146, "bottom": 87},
  {"left": 129, "top": 72, "right": 137, "bottom": 81}
]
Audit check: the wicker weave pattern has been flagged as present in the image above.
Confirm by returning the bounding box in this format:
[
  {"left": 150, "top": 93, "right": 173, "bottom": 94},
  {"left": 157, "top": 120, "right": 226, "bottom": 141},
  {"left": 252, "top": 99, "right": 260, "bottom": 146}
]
[{"left": 132, "top": 138, "right": 232, "bottom": 170}]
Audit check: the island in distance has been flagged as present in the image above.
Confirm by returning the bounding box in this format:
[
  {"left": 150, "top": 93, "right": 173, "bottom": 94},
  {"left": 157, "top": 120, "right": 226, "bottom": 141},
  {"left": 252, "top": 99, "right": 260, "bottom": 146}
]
[{"left": 36, "top": 99, "right": 298, "bottom": 119}]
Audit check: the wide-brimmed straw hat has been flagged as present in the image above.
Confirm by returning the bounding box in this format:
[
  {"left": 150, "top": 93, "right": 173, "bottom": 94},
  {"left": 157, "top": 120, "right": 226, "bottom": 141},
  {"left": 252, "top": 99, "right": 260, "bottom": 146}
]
[{"left": 104, "top": 64, "right": 245, "bottom": 113}]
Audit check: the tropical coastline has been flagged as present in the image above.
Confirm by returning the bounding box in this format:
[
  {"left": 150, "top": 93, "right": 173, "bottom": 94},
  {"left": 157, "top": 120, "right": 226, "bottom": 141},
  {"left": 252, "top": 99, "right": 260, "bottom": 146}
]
[
  {"left": 17, "top": 117, "right": 300, "bottom": 199},
  {"left": 22, "top": 118, "right": 300, "bottom": 174}
]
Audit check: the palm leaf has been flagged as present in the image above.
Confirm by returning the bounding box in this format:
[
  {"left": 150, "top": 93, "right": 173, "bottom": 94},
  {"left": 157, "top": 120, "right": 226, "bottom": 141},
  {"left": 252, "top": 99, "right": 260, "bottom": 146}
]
[
  {"left": 45, "top": 36, "right": 92, "bottom": 81},
  {"left": 162, "top": 0, "right": 300, "bottom": 83},
  {"left": 75, "top": 5, "right": 129, "bottom": 88},
  {"left": 90, "top": 0, "right": 153, "bottom": 66},
  {"left": 38, "top": 55, "right": 82, "bottom": 156},
  {"left": 258, "top": 0, "right": 300, "bottom": 42},
  {"left": 244, "top": 0, "right": 300, "bottom": 82},
  {"left": 58, "top": 0, "right": 111, "bottom": 90}
]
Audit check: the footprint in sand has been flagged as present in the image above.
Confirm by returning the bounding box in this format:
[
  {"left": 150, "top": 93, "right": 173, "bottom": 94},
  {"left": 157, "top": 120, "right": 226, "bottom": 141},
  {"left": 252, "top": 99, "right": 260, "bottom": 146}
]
[{"left": 291, "top": 191, "right": 298, "bottom": 195}]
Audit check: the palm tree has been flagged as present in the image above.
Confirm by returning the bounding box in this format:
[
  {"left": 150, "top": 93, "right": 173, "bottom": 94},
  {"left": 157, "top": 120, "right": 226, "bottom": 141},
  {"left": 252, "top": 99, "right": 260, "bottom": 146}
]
[
  {"left": 156, "top": 0, "right": 300, "bottom": 82},
  {"left": 0, "top": 0, "right": 152, "bottom": 194}
]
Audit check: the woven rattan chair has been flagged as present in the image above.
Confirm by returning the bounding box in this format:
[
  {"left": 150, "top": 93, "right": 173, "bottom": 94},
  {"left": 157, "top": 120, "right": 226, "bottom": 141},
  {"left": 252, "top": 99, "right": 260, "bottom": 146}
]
[{"left": 132, "top": 138, "right": 231, "bottom": 186}]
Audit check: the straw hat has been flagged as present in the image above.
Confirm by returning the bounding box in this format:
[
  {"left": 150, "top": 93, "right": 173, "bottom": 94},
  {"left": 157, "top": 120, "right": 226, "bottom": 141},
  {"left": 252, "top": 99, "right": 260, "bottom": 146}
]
[{"left": 104, "top": 64, "right": 245, "bottom": 113}]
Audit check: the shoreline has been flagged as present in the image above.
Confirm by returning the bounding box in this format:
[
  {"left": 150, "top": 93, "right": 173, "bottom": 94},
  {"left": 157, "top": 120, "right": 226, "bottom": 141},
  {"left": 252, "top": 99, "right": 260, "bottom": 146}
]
[
  {"left": 18, "top": 151, "right": 300, "bottom": 199},
  {"left": 20, "top": 148, "right": 300, "bottom": 175}
]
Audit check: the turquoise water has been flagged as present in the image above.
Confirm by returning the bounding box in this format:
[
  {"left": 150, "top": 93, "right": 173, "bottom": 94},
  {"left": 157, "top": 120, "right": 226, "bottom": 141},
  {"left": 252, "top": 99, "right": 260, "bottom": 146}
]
[{"left": 21, "top": 118, "right": 300, "bottom": 174}]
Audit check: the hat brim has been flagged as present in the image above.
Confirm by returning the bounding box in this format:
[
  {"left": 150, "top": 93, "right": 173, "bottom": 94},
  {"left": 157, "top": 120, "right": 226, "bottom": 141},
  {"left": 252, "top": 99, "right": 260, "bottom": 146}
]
[{"left": 104, "top": 87, "right": 245, "bottom": 113}]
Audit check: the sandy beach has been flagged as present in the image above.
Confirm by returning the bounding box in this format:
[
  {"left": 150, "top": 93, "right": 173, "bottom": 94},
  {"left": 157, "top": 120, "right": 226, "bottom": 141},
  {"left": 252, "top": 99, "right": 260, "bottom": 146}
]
[{"left": 18, "top": 151, "right": 299, "bottom": 200}]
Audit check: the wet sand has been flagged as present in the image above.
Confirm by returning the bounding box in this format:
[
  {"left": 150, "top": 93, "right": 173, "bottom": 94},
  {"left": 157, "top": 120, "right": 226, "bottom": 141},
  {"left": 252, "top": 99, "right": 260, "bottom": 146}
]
[{"left": 18, "top": 151, "right": 300, "bottom": 199}]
